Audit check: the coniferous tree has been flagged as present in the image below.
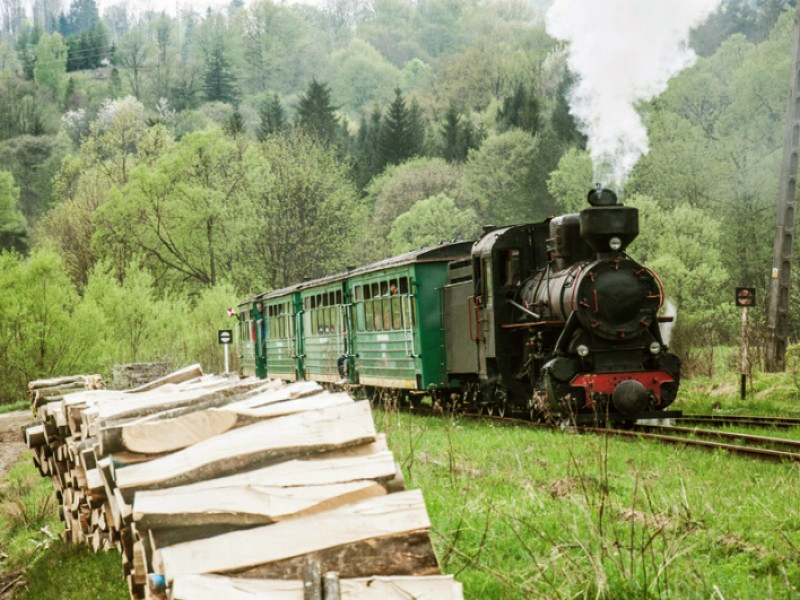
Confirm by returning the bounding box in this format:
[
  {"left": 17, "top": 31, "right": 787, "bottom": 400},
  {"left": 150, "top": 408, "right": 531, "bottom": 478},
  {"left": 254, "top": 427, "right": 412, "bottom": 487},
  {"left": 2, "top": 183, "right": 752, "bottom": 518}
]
[
  {"left": 440, "top": 103, "right": 483, "bottom": 163},
  {"left": 63, "top": 0, "right": 99, "bottom": 36},
  {"left": 203, "top": 41, "right": 238, "bottom": 104},
  {"left": 353, "top": 108, "right": 382, "bottom": 190},
  {"left": 379, "top": 88, "right": 422, "bottom": 167},
  {"left": 441, "top": 104, "right": 461, "bottom": 162},
  {"left": 296, "top": 79, "right": 339, "bottom": 145},
  {"left": 225, "top": 108, "right": 245, "bottom": 137},
  {"left": 258, "top": 94, "right": 287, "bottom": 141},
  {"left": 497, "top": 83, "right": 540, "bottom": 135},
  {"left": 551, "top": 75, "right": 585, "bottom": 147}
]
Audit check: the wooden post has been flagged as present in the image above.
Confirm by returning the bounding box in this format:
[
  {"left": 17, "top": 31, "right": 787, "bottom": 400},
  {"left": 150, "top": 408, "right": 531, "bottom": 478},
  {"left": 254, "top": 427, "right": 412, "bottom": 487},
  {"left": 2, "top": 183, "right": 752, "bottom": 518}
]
[
  {"left": 740, "top": 305, "right": 749, "bottom": 401},
  {"left": 766, "top": 0, "right": 800, "bottom": 372},
  {"left": 303, "top": 558, "right": 322, "bottom": 600}
]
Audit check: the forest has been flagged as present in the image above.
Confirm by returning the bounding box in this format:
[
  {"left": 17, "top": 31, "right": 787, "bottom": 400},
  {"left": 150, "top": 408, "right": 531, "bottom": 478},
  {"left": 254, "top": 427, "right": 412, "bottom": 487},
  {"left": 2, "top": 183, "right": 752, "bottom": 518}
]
[{"left": 0, "top": 0, "right": 794, "bottom": 402}]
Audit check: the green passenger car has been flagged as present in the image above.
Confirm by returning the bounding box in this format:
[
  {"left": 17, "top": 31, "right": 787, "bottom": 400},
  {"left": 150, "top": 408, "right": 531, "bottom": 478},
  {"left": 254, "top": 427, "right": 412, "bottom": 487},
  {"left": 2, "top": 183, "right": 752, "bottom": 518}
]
[
  {"left": 238, "top": 242, "right": 472, "bottom": 392},
  {"left": 260, "top": 293, "right": 301, "bottom": 381},
  {"left": 301, "top": 281, "right": 350, "bottom": 384}
]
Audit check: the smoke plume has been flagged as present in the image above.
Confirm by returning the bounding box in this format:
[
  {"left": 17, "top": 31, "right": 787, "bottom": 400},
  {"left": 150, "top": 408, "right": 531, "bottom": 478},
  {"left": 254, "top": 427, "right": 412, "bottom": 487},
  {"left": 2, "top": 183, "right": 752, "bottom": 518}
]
[{"left": 546, "top": 0, "right": 721, "bottom": 188}]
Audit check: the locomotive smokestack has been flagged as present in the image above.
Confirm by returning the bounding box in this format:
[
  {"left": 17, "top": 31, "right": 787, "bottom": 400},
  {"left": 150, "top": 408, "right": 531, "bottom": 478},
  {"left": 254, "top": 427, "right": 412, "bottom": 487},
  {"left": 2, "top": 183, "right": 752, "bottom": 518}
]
[{"left": 580, "top": 188, "right": 638, "bottom": 254}]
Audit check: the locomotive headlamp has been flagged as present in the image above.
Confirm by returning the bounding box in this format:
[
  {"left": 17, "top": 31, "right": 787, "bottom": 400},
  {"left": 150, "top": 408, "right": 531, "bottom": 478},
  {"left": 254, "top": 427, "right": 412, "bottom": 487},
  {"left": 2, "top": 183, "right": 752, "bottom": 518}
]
[
  {"left": 649, "top": 341, "right": 661, "bottom": 355},
  {"left": 609, "top": 236, "right": 622, "bottom": 251},
  {"left": 577, "top": 344, "right": 590, "bottom": 357}
]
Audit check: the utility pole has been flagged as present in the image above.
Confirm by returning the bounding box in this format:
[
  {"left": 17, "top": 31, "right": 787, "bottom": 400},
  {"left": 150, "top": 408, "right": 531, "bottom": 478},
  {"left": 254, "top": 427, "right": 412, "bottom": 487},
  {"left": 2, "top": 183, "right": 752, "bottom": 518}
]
[{"left": 766, "top": 1, "right": 800, "bottom": 372}]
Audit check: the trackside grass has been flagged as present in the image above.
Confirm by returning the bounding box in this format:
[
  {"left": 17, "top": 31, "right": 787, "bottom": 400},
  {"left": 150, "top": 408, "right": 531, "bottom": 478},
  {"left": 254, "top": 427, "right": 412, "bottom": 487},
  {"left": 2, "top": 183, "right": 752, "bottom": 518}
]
[{"left": 375, "top": 408, "right": 800, "bottom": 599}]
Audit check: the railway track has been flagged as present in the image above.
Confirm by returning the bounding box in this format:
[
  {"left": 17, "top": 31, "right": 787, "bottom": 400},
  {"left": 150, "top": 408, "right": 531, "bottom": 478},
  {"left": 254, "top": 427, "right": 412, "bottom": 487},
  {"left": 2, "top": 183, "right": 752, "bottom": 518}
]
[
  {"left": 581, "top": 424, "right": 800, "bottom": 463},
  {"left": 674, "top": 414, "right": 800, "bottom": 429},
  {"left": 395, "top": 403, "right": 800, "bottom": 463}
]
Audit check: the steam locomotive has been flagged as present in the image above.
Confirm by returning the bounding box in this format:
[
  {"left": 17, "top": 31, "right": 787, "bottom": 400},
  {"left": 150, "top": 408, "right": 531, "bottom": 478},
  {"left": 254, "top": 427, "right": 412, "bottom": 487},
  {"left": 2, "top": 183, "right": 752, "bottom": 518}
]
[{"left": 237, "top": 188, "right": 680, "bottom": 424}]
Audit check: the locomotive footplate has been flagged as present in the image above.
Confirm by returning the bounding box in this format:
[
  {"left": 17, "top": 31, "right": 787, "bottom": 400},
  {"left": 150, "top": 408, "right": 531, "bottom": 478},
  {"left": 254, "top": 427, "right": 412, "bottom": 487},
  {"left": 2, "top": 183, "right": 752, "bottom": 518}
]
[{"left": 572, "top": 409, "right": 683, "bottom": 426}]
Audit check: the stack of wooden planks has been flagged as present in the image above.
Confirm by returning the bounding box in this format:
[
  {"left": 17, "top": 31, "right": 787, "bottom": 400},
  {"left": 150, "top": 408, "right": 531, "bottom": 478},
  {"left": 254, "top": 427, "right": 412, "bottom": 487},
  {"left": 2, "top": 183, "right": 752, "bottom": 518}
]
[{"left": 21, "top": 366, "right": 462, "bottom": 600}]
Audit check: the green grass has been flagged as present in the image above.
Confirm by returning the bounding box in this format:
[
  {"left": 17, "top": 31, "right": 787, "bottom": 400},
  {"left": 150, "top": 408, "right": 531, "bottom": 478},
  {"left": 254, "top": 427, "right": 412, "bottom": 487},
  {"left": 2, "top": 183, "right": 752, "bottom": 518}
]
[
  {"left": 0, "top": 400, "right": 29, "bottom": 415},
  {"left": 676, "top": 370, "right": 800, "bottom": 417},
  {"left": 0, "top": 460, "right": 126, "bottom": 599},
  {"left": 376, "top": 407, "right": 800, "bottom": 599},
  {"left": 16, "top": 542, "right": 127, "bottom": 600}
]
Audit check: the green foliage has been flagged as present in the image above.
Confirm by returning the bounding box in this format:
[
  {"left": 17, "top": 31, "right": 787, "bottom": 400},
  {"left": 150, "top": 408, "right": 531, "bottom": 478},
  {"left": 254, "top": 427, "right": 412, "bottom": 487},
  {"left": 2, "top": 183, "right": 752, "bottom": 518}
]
[
  {"left": 459, "top": 129, "right": 557, "bottom": 225},
  {"left": 0, "top": 134, "right": 68, "bottom": 222},
  {"left": 329, "top": 38, "right": 400, "bottom": 114},
  {"left": 0, "top": 250, "right": 102, "bottom": 404},
  {"left": 250, "top": 133, "right": 366, "bottom": 288},
  {"left": 388, "top": 193, "right": 479, "bottom": 254},
  {"left": 547, "top": 147, "right": 593, "bottom": 212},
  {"left": 365, "top": 156, "right": 462, "bottom": 257},
  {"left": 95, "top": 129, "right": 258, "bottom": 293},
  {"left": 0, "top": 171, "right": 27, "bottom": 253},
  {"left": 33, "top": 33, "right": 67, "bottom": 98},
  {"left": 224, "top": 107, "right": 245, "bottom": 137},
  {"left": 0, "top": 78, "right": 46, "bottom": 141}
]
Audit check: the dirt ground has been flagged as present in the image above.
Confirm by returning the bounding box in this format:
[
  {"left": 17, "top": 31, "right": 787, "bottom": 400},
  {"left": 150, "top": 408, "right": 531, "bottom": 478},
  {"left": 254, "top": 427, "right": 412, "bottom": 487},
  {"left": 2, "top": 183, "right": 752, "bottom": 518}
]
[
  {"left": 0, "top": 411, "right": 32, "bottom": 479},
  {"left": 0, "top": 410, "right": 34, "bottom": 599}
]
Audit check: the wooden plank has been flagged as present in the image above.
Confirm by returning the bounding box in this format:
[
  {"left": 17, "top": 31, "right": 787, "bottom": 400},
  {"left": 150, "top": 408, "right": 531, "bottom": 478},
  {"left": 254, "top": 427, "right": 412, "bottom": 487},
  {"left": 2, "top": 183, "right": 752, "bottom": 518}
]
[
  {"left": 115, "top": 401, "right": 376, "bottom": 496},
  {"left": 132, "top": 480, "right": 386, "bottom": 528},
  {"left": 170, "top": 574, "right": 464, "bottom": 600},
  {"left": 153, "top": 490, "right": 430, "bottom": 580}
]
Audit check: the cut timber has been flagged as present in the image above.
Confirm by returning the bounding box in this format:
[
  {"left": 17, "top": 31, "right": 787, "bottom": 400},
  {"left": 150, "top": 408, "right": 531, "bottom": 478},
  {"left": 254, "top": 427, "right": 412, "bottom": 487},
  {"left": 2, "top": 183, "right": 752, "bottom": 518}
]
[
  {"left": 119, "top": 391, "right": 351, "bottom": 455},
  {"left": 24, "top": 425, "right": 46, "bottom": 448},
  {"left": 133, "top": 480, "right": 386, "bottom": 528},
  {"left": 228, "top": 391, "right": 353, "bottom": 420},
  {"left": 224, "top": 380, "right": 322, "bottom": 411},
  {"left": 115, "top": 401, "right": 376, "bottom": 496},
  {"left": 170, "top": 574, "right": 464, "bottom": 600},
  {"left": 121, "top": 410, "right": 238, "bottom": 455},
  {"left": 96, "top": 379, "right": 264, "bottom": 454},
  {"left": 126, "top": 364, "right": 203, "bottom": 393},
  {"left": 153, "top": 490, "right": 430, "bottom": 581},
  {"left": 135, "top": 451, "right": 397, "bottom": 496}
]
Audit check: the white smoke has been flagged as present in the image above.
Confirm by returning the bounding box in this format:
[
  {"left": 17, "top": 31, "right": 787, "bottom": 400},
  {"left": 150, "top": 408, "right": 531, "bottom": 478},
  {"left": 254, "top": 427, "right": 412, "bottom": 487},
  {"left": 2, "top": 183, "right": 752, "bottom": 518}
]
[
  {"left": 546, "top": 0, "right": 721, "bottom": 189},
  {"left": 660, "top": 299, "right": 677, "bottom": 347}
]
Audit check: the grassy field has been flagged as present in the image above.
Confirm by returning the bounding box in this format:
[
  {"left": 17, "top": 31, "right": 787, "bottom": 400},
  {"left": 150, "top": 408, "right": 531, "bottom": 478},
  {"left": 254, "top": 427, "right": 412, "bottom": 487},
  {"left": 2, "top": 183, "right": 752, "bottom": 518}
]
[
  {"left": 1, "top": 374, "right": 799, "bottom": 599},
  {"left": 377, "top": 405, "right": 800, "bottom": 599}
]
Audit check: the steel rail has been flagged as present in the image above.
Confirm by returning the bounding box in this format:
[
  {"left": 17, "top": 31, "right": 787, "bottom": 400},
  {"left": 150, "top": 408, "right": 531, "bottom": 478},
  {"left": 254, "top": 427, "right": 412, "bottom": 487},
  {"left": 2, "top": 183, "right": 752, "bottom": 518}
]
[
  {"left": 676, "top": 414, "right": 800, "bottom": 429},
  {"left": 580, "top": 427, "right": 800, "bottom": 463},
  {"left": 633, "top": 424, "right": 800, "bottom": 453}
]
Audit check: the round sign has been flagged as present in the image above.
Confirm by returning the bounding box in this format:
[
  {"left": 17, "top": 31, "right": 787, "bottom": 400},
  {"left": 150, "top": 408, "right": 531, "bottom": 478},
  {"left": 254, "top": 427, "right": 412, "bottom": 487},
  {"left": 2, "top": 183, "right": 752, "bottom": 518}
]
[{"left": 218, "top": 329, "right": 233, "bottom": 344}]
